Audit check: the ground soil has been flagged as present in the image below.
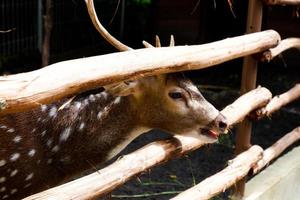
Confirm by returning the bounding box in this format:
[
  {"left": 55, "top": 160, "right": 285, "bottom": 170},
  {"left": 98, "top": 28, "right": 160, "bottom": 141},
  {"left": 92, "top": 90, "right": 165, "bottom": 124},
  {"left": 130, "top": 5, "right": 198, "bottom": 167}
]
[{"left": 102, "top": 62, "right": 300, "bottom": 200}]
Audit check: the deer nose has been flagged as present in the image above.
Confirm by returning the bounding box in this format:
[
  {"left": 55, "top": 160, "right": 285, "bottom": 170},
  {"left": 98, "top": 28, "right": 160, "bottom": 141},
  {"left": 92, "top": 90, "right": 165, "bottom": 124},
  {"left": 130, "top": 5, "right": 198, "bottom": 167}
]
[{"left": 215, "top": 113, "right": 228, "bottom": 131}]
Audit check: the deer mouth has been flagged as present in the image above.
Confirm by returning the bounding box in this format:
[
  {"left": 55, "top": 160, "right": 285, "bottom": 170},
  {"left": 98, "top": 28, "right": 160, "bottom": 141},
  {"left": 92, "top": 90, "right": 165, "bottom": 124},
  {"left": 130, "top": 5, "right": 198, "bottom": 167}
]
[{"left": 201, "top": 128, "right": 219, "bottom": 139}]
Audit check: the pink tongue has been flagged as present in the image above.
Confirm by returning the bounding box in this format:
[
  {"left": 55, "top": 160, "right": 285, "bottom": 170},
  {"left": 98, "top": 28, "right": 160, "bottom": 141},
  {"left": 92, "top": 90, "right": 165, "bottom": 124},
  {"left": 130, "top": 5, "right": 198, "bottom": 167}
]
[{"left": 208, "top": 130, "right": 218, "bottom": 139}]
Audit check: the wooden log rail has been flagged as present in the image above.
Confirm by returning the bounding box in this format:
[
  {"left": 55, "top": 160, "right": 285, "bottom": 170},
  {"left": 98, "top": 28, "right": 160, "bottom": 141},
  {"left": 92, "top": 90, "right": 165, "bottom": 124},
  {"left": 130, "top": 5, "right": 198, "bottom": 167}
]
[
  {"left": 171, "top": 145, "right": 264, "bottom": 200},
  {"left": 260, "top": 38, "right": 300, "bottom": 62},
  {"left": 256, "top": 83, "right": 300, "bottom": 118},
  {"left": 23, "top": 87, "right": 272, "bottom": 200},
  {"left": 0, "top": 30, "right": 280, "bottom": 116},
  {"left": 171, "top": 127, "right": 300, "bottom": 200},
  {"left": 263, "top": 0, "right": 300, "bottom": 5}
]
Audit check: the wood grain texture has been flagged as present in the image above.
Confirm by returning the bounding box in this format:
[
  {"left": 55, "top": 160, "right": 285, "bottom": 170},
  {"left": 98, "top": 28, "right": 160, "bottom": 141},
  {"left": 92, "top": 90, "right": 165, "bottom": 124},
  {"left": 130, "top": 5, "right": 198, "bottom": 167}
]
[{"left": 0, "top": 30, "right": 280, "bottom": 116}]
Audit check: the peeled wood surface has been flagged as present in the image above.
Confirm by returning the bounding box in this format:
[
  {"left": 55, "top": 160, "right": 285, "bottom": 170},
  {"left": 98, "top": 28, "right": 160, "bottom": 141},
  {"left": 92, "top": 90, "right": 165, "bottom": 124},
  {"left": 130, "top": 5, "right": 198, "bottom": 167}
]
[
  {"left": 0, "top": 30, "right": 280, "bottom": 115},
  {"left": 261, "top": 38, "right": 300, "bottom": 62},
  {"left": 220, "top": 86, "right": 272, "bottom": 126},
  {"left": 263, "top": 0, "right": 300, "bottom": 5},
  {"left": 253, "top": 127, "right": 300, "bottom": 174},
  {"left": 23, "top": 87, "right": 272, "bottom": 200},
  {"left": 257, "top": 84, "right": 300, "bottom": 117},
  {"left": 171, "top": 145, "right": 264, "bottom": 200}
]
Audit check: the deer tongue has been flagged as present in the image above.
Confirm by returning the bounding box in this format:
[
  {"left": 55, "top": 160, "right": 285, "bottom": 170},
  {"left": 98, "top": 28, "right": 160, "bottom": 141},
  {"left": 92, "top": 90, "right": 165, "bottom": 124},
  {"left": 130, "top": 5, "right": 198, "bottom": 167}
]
[{"left": 202, "top": 129, "right": 219, "bottom": 139}]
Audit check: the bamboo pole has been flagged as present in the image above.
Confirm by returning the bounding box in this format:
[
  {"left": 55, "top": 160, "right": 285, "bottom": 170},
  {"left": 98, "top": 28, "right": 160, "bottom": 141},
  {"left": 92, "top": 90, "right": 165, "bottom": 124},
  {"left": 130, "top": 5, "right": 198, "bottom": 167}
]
[
  {"left": 256, "top": 84, "right": 300, "bottom": 118},
  {"left": 261, "top": 38, "right": 300, "bottom": 62},
  {"left": 171, "top": 145, "right": 264, "bottom": 200},
  {"left": 263, "top": 0, "right": 300, "bottom": 5},
  {"left": 234, "top": 0, "right": 263, "bottom": 197},
  {"left": 23, "top": 87, "right": 272, "bottom": 200},
  {"left": 0, "top": 30, "right": 280, "bottom": 115},
  {"left": 253, "top": 127, "right": 300, "bottom": 173}
]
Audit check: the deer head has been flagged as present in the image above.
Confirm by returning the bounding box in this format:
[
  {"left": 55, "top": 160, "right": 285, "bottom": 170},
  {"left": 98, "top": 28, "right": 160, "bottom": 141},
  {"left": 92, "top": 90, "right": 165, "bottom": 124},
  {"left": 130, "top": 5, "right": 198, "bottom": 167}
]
[{"left": 85, "top": 0, "right": 227, "bottom": 142}]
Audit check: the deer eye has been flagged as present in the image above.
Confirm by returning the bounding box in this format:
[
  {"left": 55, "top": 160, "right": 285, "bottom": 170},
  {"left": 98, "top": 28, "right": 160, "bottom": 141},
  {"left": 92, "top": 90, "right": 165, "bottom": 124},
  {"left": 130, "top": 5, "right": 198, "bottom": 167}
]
[{"left": 168, "top": 91, "right": 183, "bottom": 100}]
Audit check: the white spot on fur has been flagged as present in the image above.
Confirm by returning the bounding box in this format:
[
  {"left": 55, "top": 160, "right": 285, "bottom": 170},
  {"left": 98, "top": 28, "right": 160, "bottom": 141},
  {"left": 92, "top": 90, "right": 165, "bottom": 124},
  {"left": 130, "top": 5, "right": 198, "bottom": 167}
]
[
  {"left": 24, "top": 183, "right": 32, "bottom": 188},
  {"left": 0, "top": 187, "right": 5, "bottom": 192},
  {"left": 25, "top": 173, "right": 34, "bottom": 181},
  {"left": 60, "top": 156, "right": 71, "bottom": 163},
  {"left": 97, "top": 111, "right": 103, "bottom": 120},
  {"left": 114, "top": 97, "right": 121, "bottom": 104},
  {"left": 31, "top": 128, "right": 36, "bottom": 133},
  {"left": 2, "top": 195, "right": 9, "bottom": 199},
  {"left": 0, "top": 160, "right": 6, "bottom": 167},
  {"left": 7, "top": 128, "right": 14, "bottom": 133},
  {"left": 10, "top": 169, "right": 18, "bottom": 177},
  {"left": 10, "top": 153, "right": 20, "bottom": 162},
  {"left": 83, "top": 99, "right": 89, "bottom": 106},
  {"left": 0, "top": 125, "right": 7, "bottom": 129},
  {"left": 60, "top": 127, "right": 71, "bottom": 142},
  {"left": 46, "top": 139, "right": 53, "bottom": 147},
  {"left": 47, "top": 159, "right": 53, "bottom": 164},
  {"left": 102, "top": 92, "right": 108, "bottom": 99},
  {"left": 41, "top": 105, "right": 47, "bottom": 112},
  {"left": 28, "top": 149, "right": 36, "bottom": 157},
  {"left": 0, "top": 177, "right": 6, "bottom": 183},
  {"left": 51, "top": 145, "right": 59, "bottom": 153},
  {"left": 49, "top": 106, "right": 57, "bottom": 118},
  {"left": 41, "top": 130, "right": 46, "bottom": 137},
  {"left": 79, "top": 122, "right": 85, "bottom": 131},
  {"left": 10, "top": 189, "right": 17, "bottom": 195},
  {"left": 74, "top": 102, "right": 81, "bottom": 110},
  {"left": 89, "top": 94, "right": 96, "bottom": 102},
  {"left": 13, "top": 135, "right": 22, "bottom": 143}
]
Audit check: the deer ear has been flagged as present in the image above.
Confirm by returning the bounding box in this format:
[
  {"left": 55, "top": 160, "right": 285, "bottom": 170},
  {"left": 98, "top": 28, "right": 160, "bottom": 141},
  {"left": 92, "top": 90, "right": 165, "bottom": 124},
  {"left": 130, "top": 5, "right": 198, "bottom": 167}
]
[{"left": 104, "top": 80, "right": 139, "bottom": 96}]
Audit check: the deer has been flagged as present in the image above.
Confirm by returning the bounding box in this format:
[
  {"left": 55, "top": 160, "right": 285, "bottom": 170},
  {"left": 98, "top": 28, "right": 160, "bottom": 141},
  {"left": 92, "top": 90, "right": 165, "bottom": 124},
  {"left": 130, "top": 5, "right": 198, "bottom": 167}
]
[{"left": 0, "top": 0, "right": 227, "bottom": 199}]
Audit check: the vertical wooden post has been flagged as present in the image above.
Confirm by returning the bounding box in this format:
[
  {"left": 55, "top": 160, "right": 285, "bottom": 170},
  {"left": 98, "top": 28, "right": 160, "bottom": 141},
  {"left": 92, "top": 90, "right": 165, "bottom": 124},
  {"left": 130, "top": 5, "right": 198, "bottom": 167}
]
[
  {"left": 42, "top": 0, "right": 53, "bottom": 67},
  {"left": 234, "top": 0, "right": 263, "bottom": 198}
]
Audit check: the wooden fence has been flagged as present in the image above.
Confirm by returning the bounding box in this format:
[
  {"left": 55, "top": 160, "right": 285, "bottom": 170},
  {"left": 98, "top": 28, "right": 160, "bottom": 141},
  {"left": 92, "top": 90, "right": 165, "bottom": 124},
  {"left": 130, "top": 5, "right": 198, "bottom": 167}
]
[{"left": 0, "top": 0, "right": 300, "bottom": 199}]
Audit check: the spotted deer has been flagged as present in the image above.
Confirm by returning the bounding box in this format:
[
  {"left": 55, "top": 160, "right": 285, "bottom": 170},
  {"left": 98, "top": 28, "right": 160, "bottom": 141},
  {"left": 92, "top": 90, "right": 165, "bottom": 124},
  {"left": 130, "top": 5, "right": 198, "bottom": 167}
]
[{"left": 0, "top": 1, "right": 227, "bottom": 199}]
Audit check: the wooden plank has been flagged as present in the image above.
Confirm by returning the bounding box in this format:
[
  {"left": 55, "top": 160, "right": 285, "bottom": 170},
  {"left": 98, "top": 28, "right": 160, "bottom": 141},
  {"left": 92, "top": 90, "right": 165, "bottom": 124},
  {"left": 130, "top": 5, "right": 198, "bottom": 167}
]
[{"left": 0, "top": 30, "right": 280, "bottom": 115}]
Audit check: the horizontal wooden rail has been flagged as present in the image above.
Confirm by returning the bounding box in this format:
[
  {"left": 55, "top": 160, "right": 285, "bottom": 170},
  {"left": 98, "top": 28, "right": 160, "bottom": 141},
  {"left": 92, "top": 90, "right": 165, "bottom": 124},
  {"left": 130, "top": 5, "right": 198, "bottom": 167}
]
[
  {"left": 263, "top": 0, "right": 300, "bottom": 5},
  {"left": 255, "top": 83, "right": 300, "bottom": 118},
  {"left": 173, "top": 127, "right": 300, "bottom": 200},
  {"left": 171, "top": 145, "right": 264, "bottom": 200},
  {"left": 23, "top": 87, "right": 272, "bottom": 200},
  {"left": 253, "top": 127, "right": 300, "bottom": 173},
  {"left": 0, "top": 30, "right": 280, "bottom": 115},
  {"left": 260, "top": 38, "right": 300, "bottom": 62}
]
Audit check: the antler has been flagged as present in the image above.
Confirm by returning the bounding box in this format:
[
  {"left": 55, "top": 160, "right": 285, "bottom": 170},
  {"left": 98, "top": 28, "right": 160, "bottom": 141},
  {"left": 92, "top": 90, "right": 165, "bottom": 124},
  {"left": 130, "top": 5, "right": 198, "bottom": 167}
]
[
  {"left": 85, "top": 0, "right": 175, "bottom": 51},
  {"left": 142, "top": 35, "right": 175, "bottom": 48},
  {"left": 85, "top": 0, "right": 132, "bottom": 51}
]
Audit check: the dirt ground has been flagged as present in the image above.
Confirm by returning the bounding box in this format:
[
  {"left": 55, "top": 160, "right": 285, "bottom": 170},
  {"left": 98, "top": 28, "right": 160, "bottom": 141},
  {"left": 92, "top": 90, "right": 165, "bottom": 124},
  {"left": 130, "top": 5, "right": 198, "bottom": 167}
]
[{"left": 102, "top": 62, "right": 300, "bottom": 200}]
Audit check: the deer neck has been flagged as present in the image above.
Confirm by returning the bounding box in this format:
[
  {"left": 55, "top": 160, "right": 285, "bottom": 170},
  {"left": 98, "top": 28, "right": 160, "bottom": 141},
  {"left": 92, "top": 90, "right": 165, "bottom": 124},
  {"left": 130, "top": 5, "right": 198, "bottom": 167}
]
[{"left": 34, "top": 91, "right": 146, "bottom": 176}]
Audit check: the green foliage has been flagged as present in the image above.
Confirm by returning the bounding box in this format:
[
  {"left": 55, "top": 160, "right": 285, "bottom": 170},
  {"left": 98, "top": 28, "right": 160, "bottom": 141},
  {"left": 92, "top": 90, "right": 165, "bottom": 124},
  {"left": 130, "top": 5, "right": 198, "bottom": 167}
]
[
  {"left": 130, "top": 0, "right": 152, "bottom": 6},
  {"left": 218, "top": 133, "right": 234, "bottom": 148}
]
